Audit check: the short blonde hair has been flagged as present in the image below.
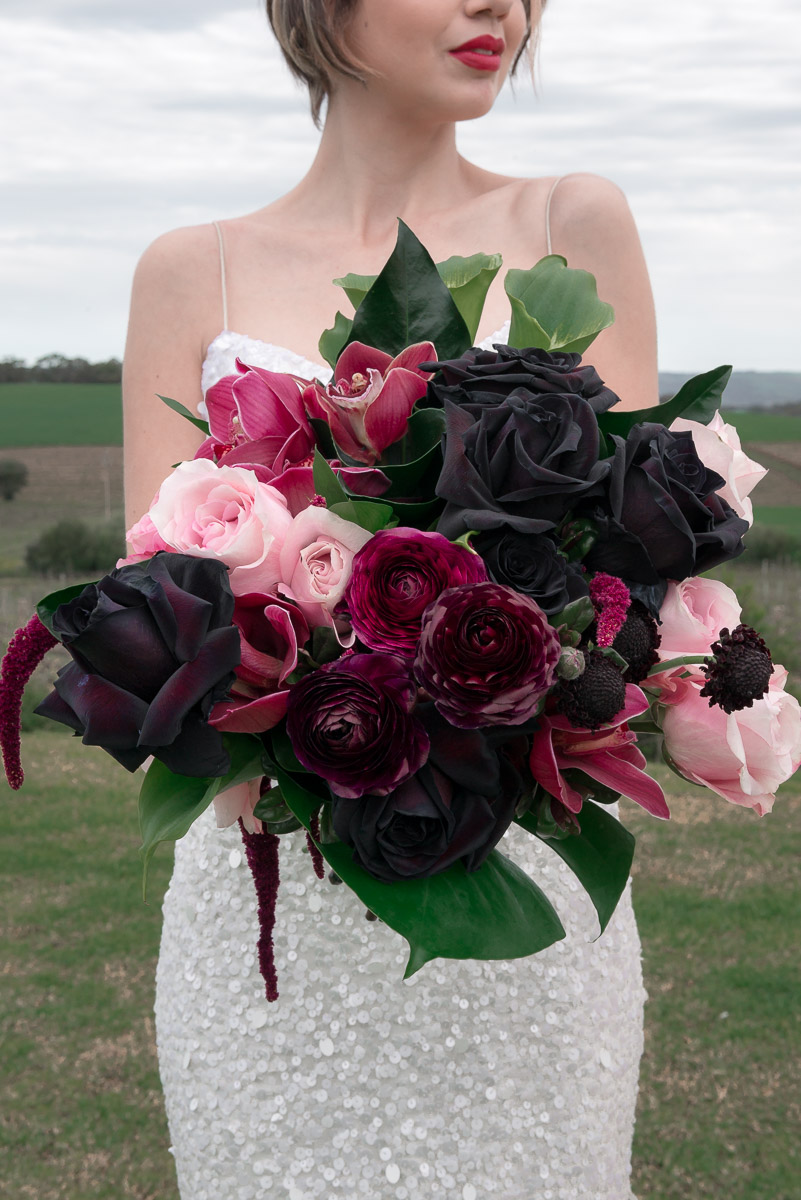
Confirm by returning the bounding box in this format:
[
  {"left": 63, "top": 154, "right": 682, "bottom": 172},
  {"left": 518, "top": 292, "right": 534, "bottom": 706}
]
[{"left": 266, "top": 0, "right": 543, "bottom": 127}]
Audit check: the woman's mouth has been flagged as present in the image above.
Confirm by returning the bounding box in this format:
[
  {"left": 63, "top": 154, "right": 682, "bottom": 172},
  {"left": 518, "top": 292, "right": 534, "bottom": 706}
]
[{"left": 449, "top": 35, "right": 505, "bottom": 73}]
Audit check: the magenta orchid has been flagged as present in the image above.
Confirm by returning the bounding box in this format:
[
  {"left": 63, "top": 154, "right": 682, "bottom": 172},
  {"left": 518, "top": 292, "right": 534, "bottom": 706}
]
[
  {"left": 530, "top": 685, "right": 670, "bottom": 818},
  {"left": 196, "top": 360, "right": 316, "bottom": 479},
  {"left": 303, "top": 341, "right": 435, "bottom": 465}
]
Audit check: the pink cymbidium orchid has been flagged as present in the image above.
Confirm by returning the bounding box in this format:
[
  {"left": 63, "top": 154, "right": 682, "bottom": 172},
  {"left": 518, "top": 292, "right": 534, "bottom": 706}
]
[
  {"left": 303, "top": 341, "right": 435, "bottom": 465},
  {"left": 530, "top": 685, "right": 670, "bottom": 818},
  {"left": 196, "top": 360, "right": 316, "bottom": 478}
]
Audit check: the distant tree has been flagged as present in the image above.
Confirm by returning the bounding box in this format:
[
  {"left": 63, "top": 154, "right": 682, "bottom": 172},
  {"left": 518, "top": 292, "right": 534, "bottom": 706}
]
[
  {"left": 25, "top": 519, "right": 124, "bottom": 575},
  {"left": 0, "top": 357, "right": 27, "bottom": 383},
  {"left": 0, "top": 459, "right": 28, "bottom": 501}
]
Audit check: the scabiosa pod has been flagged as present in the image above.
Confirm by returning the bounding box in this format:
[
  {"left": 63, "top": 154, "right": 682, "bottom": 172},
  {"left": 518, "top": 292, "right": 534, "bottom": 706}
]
[
  {"left": 700, "top": 624, "right": 773, "bottom": 713},
  {"left": 0, "top": 614, "right": 58, "bottom": 790}
]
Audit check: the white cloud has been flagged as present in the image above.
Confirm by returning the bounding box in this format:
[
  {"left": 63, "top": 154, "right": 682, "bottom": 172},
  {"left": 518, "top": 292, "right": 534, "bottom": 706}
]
[{"left": 1, "top": 0, "right": 799, "bottom": 371}]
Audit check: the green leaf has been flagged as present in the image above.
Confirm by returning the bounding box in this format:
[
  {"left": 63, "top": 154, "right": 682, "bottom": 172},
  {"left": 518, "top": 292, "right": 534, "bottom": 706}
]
[
  {"left": 328, "top": 499, "right": 397, "bottom": 533},
  {"left": 271, "top": 723, "right": 308, "bottom": 775},
  {"left": 311, "top": 625, "right": 343, "bottom": 665},
  {"left": 373, "top": 408, "right": 445, "bottom": 497},
  {"left": 504, "top": 256, "right": 615, "bottom": 354},
  {"left": 347, "top": 221, "right": 471, "bottom": 361},
  {"left": 435, "top": 252, "right": 503, "bottom": 341},
  {"left": 318, "top": 311, "right": 353, "bottom": 370},
  {"left": 36, "top": 581, "right": 96, "bottom": 634},
  {"left": 382, "top": 496, "right": 444, "bottom": 529},
  {"left": 158, "top": 394, "right": 210, "bottom": 436},
  {"left": 312, "top": 448, "right": 349, "bottom": 506},
  {"left": 517, "top": 800, "right": 635, "bottom": 935},
  {"left": 277, "top": 768, "right": 566, "bottom": 977},
  {"left": 599, "top": 365, "right": 733, "bottom": 438},
  {"left": 332, "top": 272, "right": 376, "bottom": 310},
  {"left": 552, "top": 595, "right": 595, "bottom": 635},
  {"left": 138, "top": 733, "right": 265, "bottom": 898}
]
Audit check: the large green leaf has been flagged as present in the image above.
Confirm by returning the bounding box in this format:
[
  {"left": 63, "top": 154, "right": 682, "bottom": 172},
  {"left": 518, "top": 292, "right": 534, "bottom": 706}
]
[
  {"left": 37, "top": 581, "right": 97, "bottom": 634},
  {"left": 516, "top": 800, "right": 635, "bottom": 935},
  {"left": 328, "top": 499, "right": 397, "bottom": 533},
  {"left": 598, "top": 364, "right": 733, "bottom": 438},
  {"left": 277, "top": 768, "right": 566, "bottom": 978},
  {"left": 346, "top": 221, "right": 471, "bottom": 361},
  {"left": 138, "top": 733, "right": 265, "bottom": 897},
  {"left": 504, "top": 256, "right": 615, "bottom": 354},
  {"left": 335, "top": 251, "right": 502, "bottom": 344},
  {"left": 318, "top": 311, "right": 353, "bottom": 370},
  {"left": 312, "top": 448, "right": 349, "bottom": 506}
]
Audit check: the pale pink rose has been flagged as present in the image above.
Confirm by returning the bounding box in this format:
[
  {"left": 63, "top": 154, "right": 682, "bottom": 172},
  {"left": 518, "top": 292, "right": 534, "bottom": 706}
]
[
  {"left": 670, "top": 411, "right": 767, "bottom": 525},
  {"left": 659, "top": 666, "right": 801, "bottom": 815},
  {"left": 658, "top": 577, "right": 742, "bottom": 660},
  {"left": 117, "top": 511, "right": 171, "bottom": 566},
  {"left": 148, "top": 459, "right": 292, "bottom": 595},
  {"left": 278, "top": 507, "right": 372, "bottom": 628},
  {"left": 212, "top": 777, "right": 264, "bottom": 834}
]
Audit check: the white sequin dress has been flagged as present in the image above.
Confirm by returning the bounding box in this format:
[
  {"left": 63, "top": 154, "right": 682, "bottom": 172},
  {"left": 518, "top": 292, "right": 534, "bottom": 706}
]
[{"left": 154, "top": 327, "right": 647, "bottom": 1200}]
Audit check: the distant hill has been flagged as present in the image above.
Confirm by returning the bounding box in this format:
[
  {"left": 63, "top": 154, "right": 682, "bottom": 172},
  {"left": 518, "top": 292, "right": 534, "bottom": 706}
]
[{"left": 659, "top": 370, "right": 801, "bottom": 411}]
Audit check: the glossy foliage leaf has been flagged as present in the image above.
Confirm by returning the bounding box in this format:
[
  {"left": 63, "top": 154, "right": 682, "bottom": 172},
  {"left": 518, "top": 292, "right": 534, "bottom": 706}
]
[
  {"left": 328, "top": 499, "right": 397, "bottom": 533},
  {"left": 37, "top": 581, "right": 97, "bottom": 634},
  {"left": 516, "top": 800, "right": 635, "bottom": 935},
  {"left": 346, "top": 221, "right": 471, "bottom": 361},
  {"left": 138, "top": 733, "right": 265, "bottom": 898},
  {"left": 158, "top": 393, "right": 210, "bottom": 435},
  {"left": 312, "top": 449, "right": 349, "bottom": 506},
  {"left": 277, "top": 767, "right": 566, "bottom": 978},
  {"left": 504, "top": 256, "right": 615, "bottom": 354},
  {"left": 598, "top": 364, "right": 733, "bottom": 438},
  {"left": 319, "top": 311, "right": 353, "bottom": 370}
]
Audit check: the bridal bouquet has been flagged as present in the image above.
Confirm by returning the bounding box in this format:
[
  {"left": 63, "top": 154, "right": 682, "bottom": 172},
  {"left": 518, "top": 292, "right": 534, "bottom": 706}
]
[{"left": 3, "top": 223, "right": 799, "bottom": 1000}]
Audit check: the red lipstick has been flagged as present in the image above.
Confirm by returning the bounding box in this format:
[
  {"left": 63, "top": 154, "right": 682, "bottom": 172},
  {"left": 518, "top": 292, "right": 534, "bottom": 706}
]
[{"left": 449, "top": 35, "right": 505, "bottom": 73}]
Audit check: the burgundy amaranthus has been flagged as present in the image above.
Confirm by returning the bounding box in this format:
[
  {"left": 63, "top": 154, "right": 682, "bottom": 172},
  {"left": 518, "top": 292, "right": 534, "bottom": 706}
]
[
  {"left": 0, "top": 614, "right": 57, "bottom": 790},
  {"left": 306, "top": 813, "right": 325, "bottom": 880},
  {"left": 590, "top": 573, "right": 631, "bottom": 648},
  {"left": 239, "top": 820, "right": 281, "bottom": 1002}
]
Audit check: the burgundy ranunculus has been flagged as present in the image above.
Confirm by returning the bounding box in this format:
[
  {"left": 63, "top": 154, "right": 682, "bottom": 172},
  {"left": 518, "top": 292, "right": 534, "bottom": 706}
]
[
  {"left": 331, "top": 708, "right": 522, "bottom": 881},
  {"left": 35, "top": 553, "right": 240, "bottom": 776},
  {"left": 414, "top": 582, "right": 561, "bottom": 728},
  {"left": 344, "top": 528, "right": 488, "bottom": 657},
  {"left": 285, "top": 653, "right": 429, "bottom": 798}
]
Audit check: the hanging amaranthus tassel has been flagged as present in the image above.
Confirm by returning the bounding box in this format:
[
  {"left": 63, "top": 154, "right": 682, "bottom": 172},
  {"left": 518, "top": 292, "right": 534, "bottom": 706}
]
[
  {"left": 306, "top": 813, "right": 325, "bottom": 880},
  {"left": 239, "top": 820, "right": 281, "bottom": 1002},
  {"left": 0, "top": 614, "right": 58, "bottom": 790}
]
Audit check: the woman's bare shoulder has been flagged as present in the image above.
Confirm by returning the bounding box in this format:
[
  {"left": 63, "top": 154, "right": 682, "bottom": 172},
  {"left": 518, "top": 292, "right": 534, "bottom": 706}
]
[{"left": 132, "top": 223, "right": 220, "bottom": 307}]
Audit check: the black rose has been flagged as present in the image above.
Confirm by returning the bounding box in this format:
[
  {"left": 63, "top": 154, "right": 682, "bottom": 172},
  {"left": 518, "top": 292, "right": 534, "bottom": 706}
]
[
  {"left": 435, "top": 390, "right": 610, "bottom": 539},
  {"left": 475, "top": 530, "right": 589, "bottom": 615},
  {"left": 331, "top": 706, "right": 521, "bottom": 882},
  {"left": 582, "top": 424, "right": 749, "bottom": 583},
  {"left": 423, "top": 344, "right": 620, "bottom": 415},
  {"left": 36, "top": 553, "right": 240, "bottom": 776}
]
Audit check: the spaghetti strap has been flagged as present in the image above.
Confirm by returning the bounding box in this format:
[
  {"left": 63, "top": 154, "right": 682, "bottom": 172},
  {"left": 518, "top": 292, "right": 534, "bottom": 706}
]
[
  {"left": 544, "top": 175, "right": 565, "bottom": 255},
  {"left": 211, "top": 220, "right": 229, "bottom": 331}
]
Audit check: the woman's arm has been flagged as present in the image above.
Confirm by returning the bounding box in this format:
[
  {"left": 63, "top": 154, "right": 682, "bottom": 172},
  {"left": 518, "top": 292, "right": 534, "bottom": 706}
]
[
  {"left": 543, "top": 173, "right": 659, "bottom": 412},
  {"left": 122, "top": 224, "right": 220, "bottom": 529}
]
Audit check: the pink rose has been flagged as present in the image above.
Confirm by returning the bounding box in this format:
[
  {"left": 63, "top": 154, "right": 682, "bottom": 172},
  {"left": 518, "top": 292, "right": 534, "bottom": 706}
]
[
  {"left": 670, "top": 411, "right": 767, "bottom": 525},
  {"left": 117, "top": 511, "right": 171, "bottom": 566},
  {"left": 658, "top": 577, "right": 742, "bottom": 659},
  {"left": 278, "top": 507, "right": 373, "bottom": 629},
  {"left": 659, "top": 666, "right": 801, "bottom": 815},
  {"left": 148, "top": 459, "right": 292, "bottom": 595}
]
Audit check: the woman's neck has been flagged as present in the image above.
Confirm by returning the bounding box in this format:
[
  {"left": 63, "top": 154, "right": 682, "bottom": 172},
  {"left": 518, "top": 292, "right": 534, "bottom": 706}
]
[{"left": 278, "top": 88, "right": 482, "bottom": 245}]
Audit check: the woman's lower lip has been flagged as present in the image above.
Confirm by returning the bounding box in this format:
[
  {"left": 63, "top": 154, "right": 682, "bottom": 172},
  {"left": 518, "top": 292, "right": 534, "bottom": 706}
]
[{"left": 449, "top": 50, "right": 501, "bottom": 72}]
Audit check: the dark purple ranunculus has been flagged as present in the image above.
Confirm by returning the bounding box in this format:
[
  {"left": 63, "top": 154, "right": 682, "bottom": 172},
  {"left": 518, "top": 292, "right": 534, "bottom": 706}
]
[
  {"left": 35, "top": 553, "right": 240, "bottom": 776},
  {"left": 435, "top": 389, "right": 610, "bottom": 540},
  {"left": 344, "top": 527, "right": 488, "bottom": 657},
  {"left": 423, "top": 344, "right": 620, "bottom": 415},
  {"left": 331, "top": 706, "right": 521, "bottom": 881},
  {"left": 414, "top": 581, "right": 561, "bottom": 728},
  {"left": 583, "top": 423, "right": 749, "bottom": 584},
  {"left": 475, "top": 530, "right": 589, "bottom": 616},
  {"left": 285, "top": 652, "right": 429, "bottom": 799}
]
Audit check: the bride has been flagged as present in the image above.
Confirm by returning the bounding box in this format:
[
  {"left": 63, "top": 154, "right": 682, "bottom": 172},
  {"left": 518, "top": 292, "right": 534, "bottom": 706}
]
[{"left": 123, "top": 1, "right": 658, "bottom": 1196}]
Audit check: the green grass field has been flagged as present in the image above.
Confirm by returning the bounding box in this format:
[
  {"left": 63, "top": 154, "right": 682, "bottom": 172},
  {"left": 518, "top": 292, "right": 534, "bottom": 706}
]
[
  {"left": 1, "top": 733, "right": 799, "bottom": 1200},
  {"left": 0, "top": 383, "right": 122, "bottom": 447},
  {"left": 723, "top": 410, "right": 801, "bottom": 444}
]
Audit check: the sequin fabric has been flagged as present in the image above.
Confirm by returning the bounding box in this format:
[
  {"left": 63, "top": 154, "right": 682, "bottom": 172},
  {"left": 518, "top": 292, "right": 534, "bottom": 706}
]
[{"left": 155, "top": 333, "right": 647, "bottom": 1199}]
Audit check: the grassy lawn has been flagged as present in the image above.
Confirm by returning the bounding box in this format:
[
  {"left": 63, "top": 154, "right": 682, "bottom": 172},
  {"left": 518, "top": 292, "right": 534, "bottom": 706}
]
[
  {"left": 723, "top": 410, "right": 801, "bottom": 444},
  {"left": 0, "top": 383, "right": 122, "bottom": 447},
  {"left": 2, "top": 730, "right": 799, "bottom": 1200}
]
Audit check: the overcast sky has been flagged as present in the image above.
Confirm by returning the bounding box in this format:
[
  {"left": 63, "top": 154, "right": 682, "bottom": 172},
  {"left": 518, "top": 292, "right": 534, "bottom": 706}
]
[{"left": 1, "top": 0, "right": 799, "bottom": 372}]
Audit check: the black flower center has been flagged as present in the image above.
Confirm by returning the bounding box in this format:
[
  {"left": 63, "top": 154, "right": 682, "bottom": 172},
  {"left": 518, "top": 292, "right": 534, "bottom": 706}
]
[
  {"left": 700, "top": 624, "right": 773, "bottom": 713},
  {"left": 556, "top": 650, "right": 626, "bottom": 730},
  {"left": 611, "top": 600, "right": 661, "bottom": 684}
]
